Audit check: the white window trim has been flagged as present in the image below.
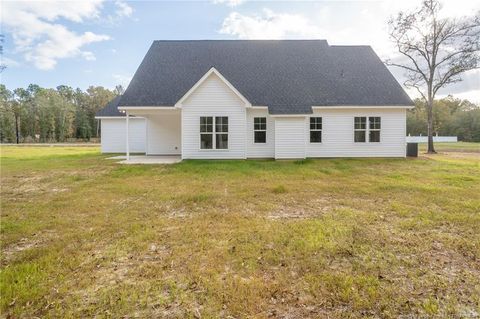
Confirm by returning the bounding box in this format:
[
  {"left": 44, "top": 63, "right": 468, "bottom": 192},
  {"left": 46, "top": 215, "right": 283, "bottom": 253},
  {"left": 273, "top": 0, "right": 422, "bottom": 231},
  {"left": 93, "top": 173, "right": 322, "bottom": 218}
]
[
  {"left": 368, "top": 116, "right": 381, "bottom": 143},
  {"left": 253, "top": 117, "right": 267, "bottom": 144},
  {"left": 199, "top": 116, "right": 229, "bottom": 151},
  {"left": 354, "top": 116, "right": 367, "bottom": 143},
  {"left": 309, "top": 117, "right": 322, "bottom": 144},
  {"left": 354, "top": 116, "right": 382, "bottom": 143},
  {"left": 200, "top": 116, "right": 214, "bottom": 150}
]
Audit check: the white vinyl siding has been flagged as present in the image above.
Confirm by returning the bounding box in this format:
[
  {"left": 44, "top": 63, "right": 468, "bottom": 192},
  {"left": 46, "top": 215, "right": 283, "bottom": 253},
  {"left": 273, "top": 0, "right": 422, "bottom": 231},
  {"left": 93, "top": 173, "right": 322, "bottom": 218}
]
[
  {"left": 145, "top": 113, "right": 181, "bottom": 155},
  {"left": 274, "top": 117, "right": 306, "bottom": 159},
  {"left": 182, "top": 73, "right": 246, "bottom": 159},
  {"left": 246, "top": 108, "right": 275, "bottom": 158},
  {"left": 101, "top": 107, "right": 406, "bottom": 158},
  {"left": 306, "top": 108, "right": 406, "bottom": 157},
  {"left": 100, "top": 118, "right": 145, "bottom": 153}
]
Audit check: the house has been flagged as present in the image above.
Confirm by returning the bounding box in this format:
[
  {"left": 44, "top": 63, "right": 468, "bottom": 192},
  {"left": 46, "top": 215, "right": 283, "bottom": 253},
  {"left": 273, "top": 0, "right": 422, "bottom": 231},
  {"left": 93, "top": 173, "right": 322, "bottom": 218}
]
[
  {"left": 95, "top": 40, "right": 413, "bottom": 160},
  {"left": 95, "top": 96, "right": 146, "bottom": 153}
]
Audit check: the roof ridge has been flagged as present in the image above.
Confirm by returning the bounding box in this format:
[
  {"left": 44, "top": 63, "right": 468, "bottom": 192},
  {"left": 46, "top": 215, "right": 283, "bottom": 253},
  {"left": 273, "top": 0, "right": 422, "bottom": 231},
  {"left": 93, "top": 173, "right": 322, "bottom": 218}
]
[
  {"left": 152, "top": 39, "right": 329, "bottom": 42},
  {"left": 330, "top": 45, "right": 372, "bottom": 48}
]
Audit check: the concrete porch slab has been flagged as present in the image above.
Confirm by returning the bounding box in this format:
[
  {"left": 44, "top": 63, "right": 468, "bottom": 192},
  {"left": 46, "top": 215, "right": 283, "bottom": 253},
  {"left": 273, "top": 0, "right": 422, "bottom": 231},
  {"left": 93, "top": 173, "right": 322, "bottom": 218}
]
[
  {"left": 114, "top": 155, "right": 182, "bottom": 164},
  {"left": 106, "top": 155, "right": 127, "bottom": 160}
]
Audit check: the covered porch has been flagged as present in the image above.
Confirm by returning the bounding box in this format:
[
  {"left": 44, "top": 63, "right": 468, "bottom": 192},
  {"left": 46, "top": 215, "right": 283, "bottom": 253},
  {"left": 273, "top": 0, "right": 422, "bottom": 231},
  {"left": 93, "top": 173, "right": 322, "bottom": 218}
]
[{"left": 122, "top": 107, "right": 181, "bottom": 163}]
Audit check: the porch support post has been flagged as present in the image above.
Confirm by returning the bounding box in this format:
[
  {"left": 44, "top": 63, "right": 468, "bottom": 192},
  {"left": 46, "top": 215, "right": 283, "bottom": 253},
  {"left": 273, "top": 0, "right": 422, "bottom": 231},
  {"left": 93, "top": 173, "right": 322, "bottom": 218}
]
[{"left": 126, "top": 111, "right": 130, "bottom": 161}]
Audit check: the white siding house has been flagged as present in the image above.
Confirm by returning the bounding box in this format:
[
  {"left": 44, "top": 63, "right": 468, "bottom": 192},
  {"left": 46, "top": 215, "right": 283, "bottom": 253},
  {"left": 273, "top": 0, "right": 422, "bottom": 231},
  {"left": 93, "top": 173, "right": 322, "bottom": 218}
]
[
  {"left": 274, "top": 117, "right": 306, "bottom": 159},
  {"left": 246, "top": 108, "right": 275, "bottom": 158},
  {"left": 305, "top": 108, "right": 407, "bottom": 158},
  {"left": 100, "top": 117, "right": 145, "bottom": 153},
  {"left": 145, "top": 112, "right": 181, "bottom": 155},
  {"left": 96, "top": 40, "right": 414, "bottom": 161},
  {"left": 180, "top": 72, "right": 247, "bottom": 159}
]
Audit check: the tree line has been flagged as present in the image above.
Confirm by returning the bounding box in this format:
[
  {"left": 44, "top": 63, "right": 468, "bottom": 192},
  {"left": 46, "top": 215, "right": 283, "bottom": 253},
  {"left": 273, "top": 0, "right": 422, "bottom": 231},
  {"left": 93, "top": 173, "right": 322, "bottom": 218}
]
[
  {"left": 0, "top": 84, "right": 478, "bottom": 144},
  {"left": 408, "top": 97, "right": 480, "bottom": 142},
  {"left": 0, "top": 84, "right": 123, "bottom": 143}
]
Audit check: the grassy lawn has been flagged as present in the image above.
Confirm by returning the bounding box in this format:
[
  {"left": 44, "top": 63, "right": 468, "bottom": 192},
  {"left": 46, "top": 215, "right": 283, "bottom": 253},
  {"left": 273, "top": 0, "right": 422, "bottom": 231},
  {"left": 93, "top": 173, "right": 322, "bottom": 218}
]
[
  {"left": 1, "top": 145, "right": 479, "bottom": 318},
  {"left": 418, "top": 141, "right": 480, "bottom": 153}
]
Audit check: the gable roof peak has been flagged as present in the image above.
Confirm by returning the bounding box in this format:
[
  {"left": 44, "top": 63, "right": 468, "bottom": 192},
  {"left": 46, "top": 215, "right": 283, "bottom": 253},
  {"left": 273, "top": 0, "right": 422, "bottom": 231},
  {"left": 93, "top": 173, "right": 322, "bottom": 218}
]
[{"left": 175, "top": 67, "right": 252, "bottom": 107}]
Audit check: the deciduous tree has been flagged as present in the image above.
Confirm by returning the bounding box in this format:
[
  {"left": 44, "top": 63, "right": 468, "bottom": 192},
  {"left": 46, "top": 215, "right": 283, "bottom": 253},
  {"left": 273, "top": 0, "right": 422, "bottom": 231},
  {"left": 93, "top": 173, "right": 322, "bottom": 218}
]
[{"left": 387, "top": 0, "right": 480, "bottom": 153}]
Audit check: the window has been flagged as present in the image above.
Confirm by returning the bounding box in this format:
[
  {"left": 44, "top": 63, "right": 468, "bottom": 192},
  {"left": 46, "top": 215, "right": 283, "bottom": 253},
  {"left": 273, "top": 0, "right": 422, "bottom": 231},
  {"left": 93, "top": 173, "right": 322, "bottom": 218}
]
[
  {"left": 200, "top": 117, "right": 213, "bottom": 149},
  {"left": 354, "top": 116, "right": 381, "bottom": 143},
  {"left": 215, "top": 116, "right": 228, "bottom": 149},
  {"left": 200, "top": 116, "right": 228, "bottom": 149},
  {"left": 254, "top": 117, "right": 266, "bottom": 143},
  {"left": 310, "top": 117, "right": 322, "bottom": 143},
  {"left": 354, "top": 117, "right": 366, "bottom": 142},
  {"left": 369, "top": 117, "right": 381, "bottom": 142}
]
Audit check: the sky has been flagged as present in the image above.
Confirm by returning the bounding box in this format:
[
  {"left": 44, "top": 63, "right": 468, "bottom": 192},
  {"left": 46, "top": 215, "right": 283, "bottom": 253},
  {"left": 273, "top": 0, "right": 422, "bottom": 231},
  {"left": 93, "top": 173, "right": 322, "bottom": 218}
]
[{"left": 1, "top": 0, "right": 479, "bottom": 102}]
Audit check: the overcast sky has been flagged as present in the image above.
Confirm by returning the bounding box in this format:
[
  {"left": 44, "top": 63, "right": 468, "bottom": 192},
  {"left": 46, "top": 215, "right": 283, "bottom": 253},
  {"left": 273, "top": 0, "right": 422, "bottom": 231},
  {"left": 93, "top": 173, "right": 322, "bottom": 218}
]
[{"left": 1, "top": 0, "right": 479, "bottom": 102}]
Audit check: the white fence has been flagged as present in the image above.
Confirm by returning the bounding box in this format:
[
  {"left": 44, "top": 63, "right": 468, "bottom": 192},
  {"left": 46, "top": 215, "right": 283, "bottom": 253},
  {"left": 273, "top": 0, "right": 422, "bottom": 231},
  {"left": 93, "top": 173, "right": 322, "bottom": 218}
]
[{"left": 406, "top": 135, "right": 458, "bottom": 143}]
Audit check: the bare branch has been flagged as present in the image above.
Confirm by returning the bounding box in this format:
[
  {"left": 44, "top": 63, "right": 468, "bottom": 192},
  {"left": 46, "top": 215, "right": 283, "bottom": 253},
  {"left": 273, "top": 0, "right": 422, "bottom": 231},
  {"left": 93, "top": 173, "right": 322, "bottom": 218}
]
[
  {"left": 411, "top": 84, "right": 428, "bottom": 102},
  {"left": 387, "top": 0, "right": 480, "bottom": 153},
  {"left": 385, "top": 62, "right": 424, "bottom": 75}
]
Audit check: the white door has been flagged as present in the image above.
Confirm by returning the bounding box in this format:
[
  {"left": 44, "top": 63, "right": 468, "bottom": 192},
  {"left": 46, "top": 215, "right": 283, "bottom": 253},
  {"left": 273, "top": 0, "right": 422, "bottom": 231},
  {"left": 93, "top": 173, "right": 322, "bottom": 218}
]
[{"left": 274, "top": 117, "right": 306, "bottom": 159}]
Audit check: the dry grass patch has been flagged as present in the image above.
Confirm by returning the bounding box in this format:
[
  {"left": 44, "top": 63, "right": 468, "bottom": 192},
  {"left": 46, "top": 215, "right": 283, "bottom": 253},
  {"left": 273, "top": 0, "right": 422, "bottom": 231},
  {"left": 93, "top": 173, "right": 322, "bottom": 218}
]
[{"left": 1, "top": 145, "right": 479, "bottom": 318}]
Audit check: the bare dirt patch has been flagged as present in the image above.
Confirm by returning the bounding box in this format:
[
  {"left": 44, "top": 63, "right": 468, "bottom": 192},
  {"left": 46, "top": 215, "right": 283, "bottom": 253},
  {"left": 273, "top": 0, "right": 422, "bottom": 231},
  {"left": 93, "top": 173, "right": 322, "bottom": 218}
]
[
  {"left": 267, "top": 197, "right": 339, "bottom": 219},
  {"left": 63, "top": 243, "right": 185, "bottom": 317},
  {"left": 1, "top": 230, "right": 58, "bottom": 266},
  {"left": 2, "top": 146, "right": 479, "bottom": 317},
  {"left": 440, "top": 151, "right": 480, "bottom": 159},
  {"left": 1, "top": 168, "right": 110, "bottom": 201}
]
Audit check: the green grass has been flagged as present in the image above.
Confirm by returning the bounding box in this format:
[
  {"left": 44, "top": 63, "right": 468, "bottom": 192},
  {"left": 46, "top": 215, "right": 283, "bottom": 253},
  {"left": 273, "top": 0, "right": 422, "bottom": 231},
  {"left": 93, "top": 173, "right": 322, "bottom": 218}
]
[
  {"left": 271, "top": 185, "right": 287, "bottom": 194},
  {"left": 418, "top": 141, "right": 480, "bottom": 153},
  {"left": 1, "top": 145, "right": 479, "bottom": 318}
]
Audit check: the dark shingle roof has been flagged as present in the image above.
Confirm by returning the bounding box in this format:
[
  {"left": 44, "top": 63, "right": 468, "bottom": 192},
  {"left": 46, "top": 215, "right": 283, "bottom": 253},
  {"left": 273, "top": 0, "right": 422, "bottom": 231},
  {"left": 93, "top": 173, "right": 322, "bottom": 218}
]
[
  {"left": 96, "top": 95, "right": 124, "bottom": 117},
  {"left": 118, "top": 40, "right": 413, "bottom": 114}
]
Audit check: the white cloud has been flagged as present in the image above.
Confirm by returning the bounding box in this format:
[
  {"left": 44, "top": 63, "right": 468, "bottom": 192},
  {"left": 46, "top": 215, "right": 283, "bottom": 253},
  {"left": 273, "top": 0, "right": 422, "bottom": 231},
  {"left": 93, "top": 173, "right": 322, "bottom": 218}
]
[
  {"left": 0, "top": 0, "right": 133, "bottom": 70},
  {"left": 113, "top": 74, "right": 132, "bottom": 87},
  {"left": 106, "top": 0, "right": 134, "bottom": 24},
  {"left": 212, "top": 0, "right": 244, "bottom": 8},
  {"left": 81, "top": 51, "right": 96, "bottom": 61},
  {"left": 219, "top": 2, "right": 480, "bottom": 101},
  {"left": 115, "top": 0, "right": 133, "bottom": 18},
  {"left": 438, "top": 90, "right": 480, "bottom": 104},
  {"left": 1, "top": 57, "right": 21, "bottom": 68},
  {"left": 436, "top": 69, "right": 480, "bottom": 103},
  {"left": 220, "top": 9, "right": 323, "bottom": 39},
  {"left": 380, "top": 0, "right": 480, "bottom": 19}
]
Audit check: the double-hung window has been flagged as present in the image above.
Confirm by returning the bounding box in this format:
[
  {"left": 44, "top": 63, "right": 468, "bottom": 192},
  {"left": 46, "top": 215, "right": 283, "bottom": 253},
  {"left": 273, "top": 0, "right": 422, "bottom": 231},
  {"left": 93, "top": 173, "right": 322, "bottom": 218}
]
[
  {"left": 200, "top": 117, "right": 214, "bottom": 149},
  {"left": 369, "top": 117, "right": 381, "bottom": 142},
  {"left": 215, "top": 116, "right": 228, "bottom": 149},
  {"left": 254, "top": 117, "right": 266, "bottom": 143},
  {"left": 310, "top": 117, "right": 322, "bottom": 143},
  {"left": 354, "top": 117, "right": 367, "bottom": 142},
  {"left": 354, "top": 116, "right": 381, "bottom": 143},
  {"left": 200, "top": 116, "right": 228, "bottom": 149}
]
